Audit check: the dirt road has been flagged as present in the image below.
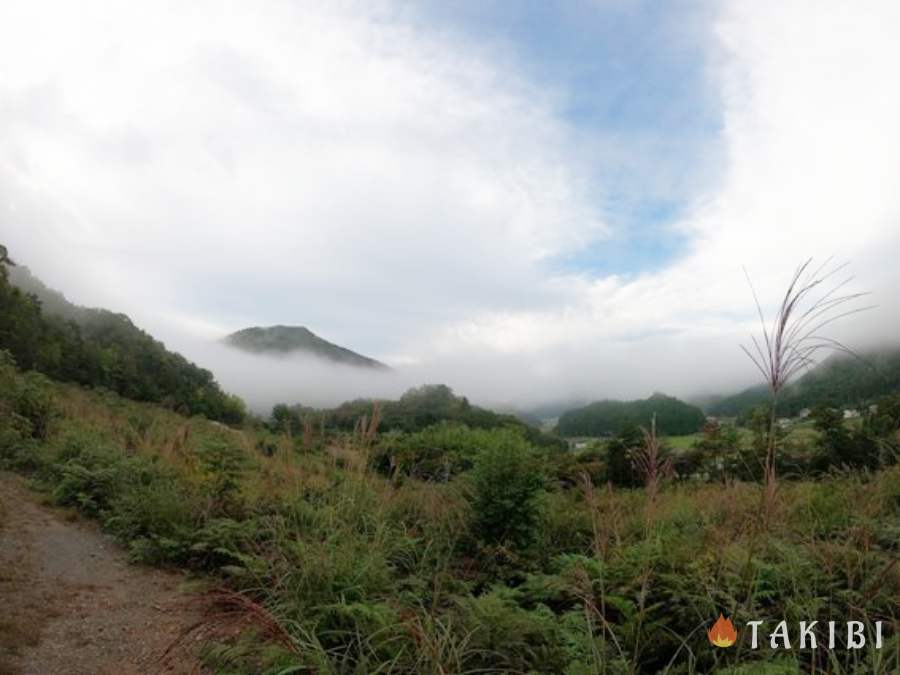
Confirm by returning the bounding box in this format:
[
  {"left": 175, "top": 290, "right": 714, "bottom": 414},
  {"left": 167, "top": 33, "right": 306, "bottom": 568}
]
[{"left": 0, "top": 473, "right": 207, "bottom": 675}]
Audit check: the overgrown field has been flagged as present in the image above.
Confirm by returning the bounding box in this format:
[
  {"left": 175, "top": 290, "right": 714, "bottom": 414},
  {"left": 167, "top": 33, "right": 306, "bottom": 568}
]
[{"left": 1, "top": 359, "right": 899, "bottom": 674}]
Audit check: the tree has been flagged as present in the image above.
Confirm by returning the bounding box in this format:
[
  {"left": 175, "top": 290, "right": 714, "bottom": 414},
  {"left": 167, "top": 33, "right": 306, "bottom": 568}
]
[
  {"left": 470, "top": 431, "right": 545, "bottom": 551},
  {"left": 605, "top": 425, "right": 642, "bottom": 487}
]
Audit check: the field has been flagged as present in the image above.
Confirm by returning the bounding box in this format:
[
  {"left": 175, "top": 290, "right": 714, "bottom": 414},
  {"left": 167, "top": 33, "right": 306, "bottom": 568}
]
[{"left": 662, "top": 426, "right": 816, "bottom": 453}]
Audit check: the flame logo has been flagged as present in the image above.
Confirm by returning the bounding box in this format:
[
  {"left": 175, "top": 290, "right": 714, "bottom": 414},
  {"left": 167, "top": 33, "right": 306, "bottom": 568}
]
[{"left": 708, "top": 614, "right": 738, "bottom": 648}]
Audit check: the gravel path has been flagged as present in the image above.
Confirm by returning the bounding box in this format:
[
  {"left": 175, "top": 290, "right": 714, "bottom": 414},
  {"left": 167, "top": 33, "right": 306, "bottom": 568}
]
[{"left": 0, "top": 473, "right": 207, "bottom": 675}]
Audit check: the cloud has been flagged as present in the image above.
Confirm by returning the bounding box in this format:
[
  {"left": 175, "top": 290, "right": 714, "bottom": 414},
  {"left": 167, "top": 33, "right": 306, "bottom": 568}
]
[
  {"left": 0, "top": 1, "right": 604, "bottom": 337},
  {"left": 427, "top": 0, "right": 900, "bottom": 394},
  {"left": 2, "top": 0, "right": 899, "bottom": 410}
]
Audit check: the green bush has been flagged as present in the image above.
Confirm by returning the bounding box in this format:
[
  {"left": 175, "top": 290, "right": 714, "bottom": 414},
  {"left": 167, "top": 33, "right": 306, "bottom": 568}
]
[
  {"left": 105, "top": 469, "right": 200, "bottom": 564},
  {"left": 50, "top": 439, "right": 125, "bottom": 515},
  {"left": 469, "top": 429, "right": 545, "bottom": 551},
  {"left": 198, "top": 437, "right": 248, "bottom": 515},
  {"left": 455, "top": 587, "right": 568, "bottom": 673}
]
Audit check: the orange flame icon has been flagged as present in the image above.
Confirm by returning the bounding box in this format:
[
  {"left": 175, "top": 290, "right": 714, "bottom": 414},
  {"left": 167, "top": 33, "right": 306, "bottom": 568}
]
[{"left": 708, "top": 614, "right": 738, "bottom": 648}]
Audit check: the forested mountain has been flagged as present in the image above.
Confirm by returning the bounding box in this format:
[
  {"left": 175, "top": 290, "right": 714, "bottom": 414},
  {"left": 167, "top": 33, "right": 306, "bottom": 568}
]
[
  {"left": 224, "top": 325, "right": 388, "bottom": 369},
  {"left": 556, "top": 392, "right": 706, "bottom": 437},
  {"left": 0, "top": 247, "right": 245, "bottom": 423},
  {"left": 707, "top": 347, "right": 900, "bottom": 418},
  {"left": 270, "top": 383, "right": 566, "bottom": 451}
]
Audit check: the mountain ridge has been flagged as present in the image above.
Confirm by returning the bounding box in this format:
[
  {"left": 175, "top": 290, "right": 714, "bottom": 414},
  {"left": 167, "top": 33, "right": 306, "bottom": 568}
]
[{"left": 223, "top": 325, "right": 389, "bottom": 370}]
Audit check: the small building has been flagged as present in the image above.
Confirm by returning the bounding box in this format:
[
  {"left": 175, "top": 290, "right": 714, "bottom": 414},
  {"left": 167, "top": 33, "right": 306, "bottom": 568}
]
[
  {"left": 843, "top": 409, "right": 861, "bottom": 420},
  {"left": 567, "top": 437, "right": 592, "bottom": 451}
]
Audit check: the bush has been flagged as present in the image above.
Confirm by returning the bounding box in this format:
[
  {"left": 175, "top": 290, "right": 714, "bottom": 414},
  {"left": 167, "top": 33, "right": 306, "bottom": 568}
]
[
  {"left": 0, "top": 352, "right": 56, "bottom": 441},
  {"left": 455, "top": 587, "right": 568, "bottom": 673},
  {"left": 372, "top": 422, "right": 546, "bottom": 483},
  {"left": 105, "top": 469, "right": 200, "bottom": 564},
  {"left": 469, "top": 430, "right": 545, "bottom": 551},
  {"left": 50, "top": 438, "right": 125, "bottom": 515},
  {"left": 198, "top": 437, "right": 248, "bottom": 515}
]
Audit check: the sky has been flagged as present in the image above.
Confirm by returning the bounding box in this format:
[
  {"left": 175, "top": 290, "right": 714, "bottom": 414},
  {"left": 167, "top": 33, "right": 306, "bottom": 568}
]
[{"left": 2, "top": 0, "right": 899, "bottom": 411}]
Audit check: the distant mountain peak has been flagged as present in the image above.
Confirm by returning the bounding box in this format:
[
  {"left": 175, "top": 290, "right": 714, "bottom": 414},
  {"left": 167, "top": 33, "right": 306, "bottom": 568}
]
[{"left": 223, "top": 325, "right": 389, "bottom": 370}]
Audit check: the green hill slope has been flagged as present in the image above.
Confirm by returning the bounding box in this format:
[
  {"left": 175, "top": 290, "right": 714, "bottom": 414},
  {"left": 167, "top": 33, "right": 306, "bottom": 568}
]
[
  {"left": 708, "top": 347, "right": 900, "bottom": 417},
  {"left": 1, "top": 249, "right": 244, "bottom": 424},
  {"left": 556, "top": 393, "right": 706, "bottom": 437},
  {"left": 224, "top": 325, "right": 388, "bottom": 369}
]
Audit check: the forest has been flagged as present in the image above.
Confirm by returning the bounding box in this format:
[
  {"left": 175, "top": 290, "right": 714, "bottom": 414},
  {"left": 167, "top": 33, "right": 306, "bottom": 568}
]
[
  {"left": 0, "top": 249, "right": 245, "bottom": 424},
  {"left": 707, "top": 349, "right": 900, "bottom": 419},
  {"left": 556, "top": 394, "right": 707, "bottom": 438}
]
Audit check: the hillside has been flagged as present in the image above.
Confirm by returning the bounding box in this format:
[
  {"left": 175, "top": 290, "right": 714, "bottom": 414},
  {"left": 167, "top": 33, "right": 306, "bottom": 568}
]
[
  {"left": 1, "top": 251, "right": 244, "bottom": 423},
  {"left": 224, "top": 325, "right": 388, "bottom": 369},
  {"left": 556, "top": 392, "right": 706, "bottom": 437},
  {"left": 708, "top": 347, "right": 900, "bottom": 418},
  {"left": 271, "top": 383, "right": 567, "bottom": 451}
]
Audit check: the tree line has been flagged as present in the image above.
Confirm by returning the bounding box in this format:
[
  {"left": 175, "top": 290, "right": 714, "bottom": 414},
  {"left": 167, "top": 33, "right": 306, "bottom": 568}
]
[
  {"left": 0, "top": 245, "right": 245, "bottom": 424},
  {"left": 556, "top": 392, "right": 706, "bottom": 437}
]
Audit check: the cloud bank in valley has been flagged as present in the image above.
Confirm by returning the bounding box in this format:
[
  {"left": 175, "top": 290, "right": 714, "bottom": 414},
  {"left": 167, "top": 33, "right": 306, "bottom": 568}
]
[{"left": 2, "top": 0, "right": 899, "bottom": 412}]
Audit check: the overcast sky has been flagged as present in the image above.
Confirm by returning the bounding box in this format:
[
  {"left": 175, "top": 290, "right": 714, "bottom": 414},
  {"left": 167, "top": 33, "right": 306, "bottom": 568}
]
[{"left": 2, "top": 1, "right": 899, "bottom": 410}]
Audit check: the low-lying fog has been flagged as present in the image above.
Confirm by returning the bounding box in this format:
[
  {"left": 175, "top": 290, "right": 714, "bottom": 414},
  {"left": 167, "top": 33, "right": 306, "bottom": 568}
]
[
  {"left": 161, "top": 330, "right": 829, "bottom": 416},
  {"left": 153, "top": 297, "right": 899, "bottom": 417}
]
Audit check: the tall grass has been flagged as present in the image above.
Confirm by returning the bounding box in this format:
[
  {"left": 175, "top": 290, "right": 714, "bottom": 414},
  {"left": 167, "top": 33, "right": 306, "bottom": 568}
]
[{"left": 742, "top": 258, "right": 872, "bottom": 524}]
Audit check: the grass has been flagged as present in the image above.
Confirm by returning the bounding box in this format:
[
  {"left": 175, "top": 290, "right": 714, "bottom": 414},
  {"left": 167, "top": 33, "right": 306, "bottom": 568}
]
[
  {"left": 661, "top": 433, "right": 702, "bottom": 450},
  {"left": 2, "top": 375, "right": 899, "bottom": 674}
]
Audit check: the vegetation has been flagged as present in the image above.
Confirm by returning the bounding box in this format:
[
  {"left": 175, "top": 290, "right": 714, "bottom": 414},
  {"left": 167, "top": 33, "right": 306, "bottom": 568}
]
[
  {"left": 223, "top": 325, "right": 388, "bottom": 369},
  {"left": 557, "top": 393, "right": 706, "bottom": 437},
  {"left": 1, "top": 257, "right": 244, "bottom": 424},
  {"left": 271, "top": 383, "right": 567, "bottom": 452},
  {"left": 2, "top": 351, "right": 898, "bottom": 673}
]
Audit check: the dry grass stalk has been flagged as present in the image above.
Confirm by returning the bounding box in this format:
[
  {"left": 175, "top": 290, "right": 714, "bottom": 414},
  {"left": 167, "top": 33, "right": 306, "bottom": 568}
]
[
  {"left": 354, "top": 401, "right": 382, "bottom": 446},
  {"left": 631, "top": 414, "right": 673, "bottom": 501},
  {"left": 164, "top": 587, "right": 298, "bottom": 669},
  {"left": 741, "top": 258, "right": 871, "bottom": 523},
  {"left": 353, "top": 402, "right": 382, "bottom": 471}
]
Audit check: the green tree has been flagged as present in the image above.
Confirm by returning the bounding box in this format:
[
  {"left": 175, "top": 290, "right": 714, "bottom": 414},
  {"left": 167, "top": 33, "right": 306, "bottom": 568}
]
[
  {"left": 470, "top": 431, "right": 545, "bottom": 551},
  {"left": 605, "top": 424, "right": 642, "bottom": 487}
]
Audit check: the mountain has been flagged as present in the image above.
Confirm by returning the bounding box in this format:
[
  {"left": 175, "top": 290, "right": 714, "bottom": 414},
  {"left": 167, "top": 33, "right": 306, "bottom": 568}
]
[
  {"left": 556, "top": 393, "right": 706, "bottom": 437},
  {"left": 2, "top": 257, "right": 245, "bottom": 424},
  {"left": 707, "top": 347, "right": 900, "bottom": 418},
  {"left": 223, "top": 325, "right": 388, "bottom": 369}
]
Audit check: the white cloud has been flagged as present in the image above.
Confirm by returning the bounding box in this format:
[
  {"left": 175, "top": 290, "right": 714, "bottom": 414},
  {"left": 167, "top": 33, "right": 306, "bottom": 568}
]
[
  {"left": 2, "top": 0, "right": 899, "bottom": 409},
  {"left": 0, "top": 0, "right": 604, "bottom": 337},
  {"left": 428, "top": 0, "right": 900, "bottom": 397}
]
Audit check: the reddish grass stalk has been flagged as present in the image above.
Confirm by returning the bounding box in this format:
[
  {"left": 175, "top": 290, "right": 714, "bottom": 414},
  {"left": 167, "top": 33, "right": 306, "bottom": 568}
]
[
  {"left": 632, "top": 414, "right": 673, "bottom": 501},
  {"left": 741, "top": 258, "right": 871, "bottom": 523}
]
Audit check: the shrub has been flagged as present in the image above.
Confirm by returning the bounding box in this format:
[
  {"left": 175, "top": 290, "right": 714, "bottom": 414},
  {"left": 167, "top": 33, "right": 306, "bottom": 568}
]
[
  {"left": 198, "top": 437, "right": 248, "bottom": 515},
  {"left": 105, "top": 468, "right": 200, "bottom": 564},
  {"left": 0, "top": 355, "right": 56, "bottom": 441},
  {"left": 50, "top": 440, "right": 125, "bottom": 515},
  {"left": 469, "top": 430, "right": 545, "bottom": 551},
  {"left": 455, "top": 587, "right": 568, "bottom": 673}
]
